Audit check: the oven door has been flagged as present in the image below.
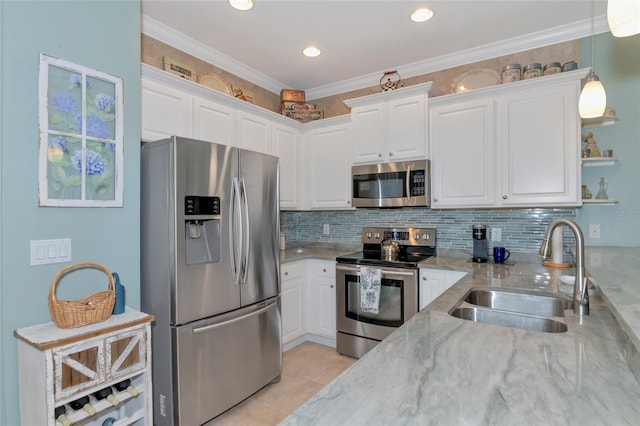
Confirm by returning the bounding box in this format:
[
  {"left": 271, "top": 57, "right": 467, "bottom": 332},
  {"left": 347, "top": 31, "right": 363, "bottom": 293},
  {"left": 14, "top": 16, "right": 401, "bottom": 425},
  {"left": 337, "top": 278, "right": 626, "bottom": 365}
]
[{"left": 336, "top": 264, "right": 418, "bottom": 342}]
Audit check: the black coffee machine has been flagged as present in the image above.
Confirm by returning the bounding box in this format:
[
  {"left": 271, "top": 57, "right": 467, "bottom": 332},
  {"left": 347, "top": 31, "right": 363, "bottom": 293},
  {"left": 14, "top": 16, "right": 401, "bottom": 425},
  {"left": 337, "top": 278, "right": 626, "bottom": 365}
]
[{"left": 472, "top": 224, "right": 488, "bottom": 263}]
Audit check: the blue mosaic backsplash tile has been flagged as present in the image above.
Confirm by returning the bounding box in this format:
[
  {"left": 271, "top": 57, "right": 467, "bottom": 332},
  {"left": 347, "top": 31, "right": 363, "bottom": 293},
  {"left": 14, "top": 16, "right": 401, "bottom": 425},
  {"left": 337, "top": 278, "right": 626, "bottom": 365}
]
[{"left": 281, "top": 208, "right": 576, "bottom": 253}]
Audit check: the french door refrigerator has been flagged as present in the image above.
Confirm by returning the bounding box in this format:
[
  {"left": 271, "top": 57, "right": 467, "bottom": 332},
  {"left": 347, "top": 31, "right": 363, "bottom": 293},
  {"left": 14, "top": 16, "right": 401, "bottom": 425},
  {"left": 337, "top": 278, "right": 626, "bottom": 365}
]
[{"left": 141, "top": 136, "right": 281, "bottom": 425}]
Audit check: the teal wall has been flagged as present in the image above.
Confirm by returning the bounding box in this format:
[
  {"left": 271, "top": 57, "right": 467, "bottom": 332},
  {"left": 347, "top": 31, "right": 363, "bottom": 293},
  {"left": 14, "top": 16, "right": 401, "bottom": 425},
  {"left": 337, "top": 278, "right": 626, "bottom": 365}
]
[
  {"left": 0, "top": 1, "right": 141, "bottom": 424},
  {"left": 576, "top": 32, "right": 640, "bottom": 245}
]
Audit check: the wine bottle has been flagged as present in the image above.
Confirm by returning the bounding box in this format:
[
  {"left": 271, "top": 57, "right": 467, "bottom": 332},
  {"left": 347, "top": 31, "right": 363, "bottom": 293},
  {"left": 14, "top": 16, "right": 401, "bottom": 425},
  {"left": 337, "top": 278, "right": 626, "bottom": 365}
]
[
  {"left": 94, "top": 386, "right": 120, "bottom": 406},
  {"left": 54, "top": 405, "right": 71, "bottom": 426},
  {"left": 69, "top": 395, "right": 96, "bottom": 415},
  {"left": 113, "top": 378, "right": 139, "bottom": 397}
]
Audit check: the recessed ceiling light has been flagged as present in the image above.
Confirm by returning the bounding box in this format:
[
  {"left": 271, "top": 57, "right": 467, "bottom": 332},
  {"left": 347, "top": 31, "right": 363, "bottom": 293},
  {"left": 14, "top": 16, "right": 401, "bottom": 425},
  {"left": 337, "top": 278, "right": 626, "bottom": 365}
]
[
  {"left": 229, "top": 0, "right": 254, "bottom": 11},
  {"left": 303, "top": 46, "right": 322, "bottom": 58},
  {"left": 411, "top": 7, "right": 434, "bottom": 23}
]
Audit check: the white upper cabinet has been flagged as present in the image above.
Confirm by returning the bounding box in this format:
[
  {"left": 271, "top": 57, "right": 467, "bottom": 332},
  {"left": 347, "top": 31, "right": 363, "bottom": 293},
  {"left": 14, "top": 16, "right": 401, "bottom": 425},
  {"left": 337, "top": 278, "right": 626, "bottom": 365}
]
[
  {"left": 429, "top": 97, "right": 496, "bottom": 208},
  {"left": 303, "top": 117, "right": 353, "bottom": 210},
  {"left": 499, "top": 82, "right": 581, "bottom": 206},
  {"left": 273, "top": 123, "right": 301, "bottom": 209},
  {"left": 192, "top": 96, "right": 236, "bottom": 146},
  {"left": 429, "top": 69, "right": 587, "bottom": 209},
  {"left": 141, "top": 78, "right": 191, "bottom": 142},
  {"left": 345, "top": 82, "right": 432, "bottom": 165},
  {"left": 237, "top": 111, "right": 272, "bottom": 154}
]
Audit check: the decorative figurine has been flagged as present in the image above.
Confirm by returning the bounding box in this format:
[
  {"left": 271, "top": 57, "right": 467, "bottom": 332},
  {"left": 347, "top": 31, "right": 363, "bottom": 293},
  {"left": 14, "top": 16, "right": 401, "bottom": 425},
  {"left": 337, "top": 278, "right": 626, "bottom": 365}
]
[
  {"left": 581, "top": 184, "right": 592, "bottom": 200},
  {"left": 380, "top": 70, "right": 403, "bottom": 92},
  {"left": 582, "top": 132, "right": 601, "bottom": 157},
  {"left": 595, "top": 177, "right": 609, "bottom": 200}
]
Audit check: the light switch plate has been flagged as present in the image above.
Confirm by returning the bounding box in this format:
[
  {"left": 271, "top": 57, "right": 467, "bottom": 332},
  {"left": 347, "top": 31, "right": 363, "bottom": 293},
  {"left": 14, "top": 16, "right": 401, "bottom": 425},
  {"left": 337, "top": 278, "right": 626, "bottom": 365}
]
[
  {"left": 589, "top": 224, "right": 601, "bottom": 239},
  {"left": 491, "top": 228, "right": 502, "bottom": 242},
  {"left": 30, "top": 238, "right": 72, "bottom": 265}
]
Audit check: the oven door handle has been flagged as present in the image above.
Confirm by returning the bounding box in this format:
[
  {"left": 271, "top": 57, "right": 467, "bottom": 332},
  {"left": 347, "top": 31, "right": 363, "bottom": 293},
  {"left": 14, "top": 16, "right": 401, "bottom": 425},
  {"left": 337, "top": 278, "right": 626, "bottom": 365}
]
[{"left": 336, "top": 264, "right": 417, "bottom": 276}]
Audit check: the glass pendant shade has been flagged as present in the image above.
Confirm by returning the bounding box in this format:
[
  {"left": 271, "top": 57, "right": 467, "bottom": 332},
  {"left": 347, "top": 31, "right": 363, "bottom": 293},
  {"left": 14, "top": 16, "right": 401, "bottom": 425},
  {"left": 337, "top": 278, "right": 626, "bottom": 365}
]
[
  {"left": 607, "top": 0, "right": 640, "bottom": 37},
  {"left": 579, "top": 74, "right": 607, "bottom": 118}
]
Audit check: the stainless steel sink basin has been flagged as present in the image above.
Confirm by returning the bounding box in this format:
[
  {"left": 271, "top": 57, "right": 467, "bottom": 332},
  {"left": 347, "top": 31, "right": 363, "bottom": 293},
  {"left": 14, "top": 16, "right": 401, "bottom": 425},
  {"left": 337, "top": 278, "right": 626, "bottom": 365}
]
[
  {"left": 450, "top": 306, "right": 568, "bottom": 333},
  {"left": 464, "top": 288, "right": 572, "bottom": 317}
]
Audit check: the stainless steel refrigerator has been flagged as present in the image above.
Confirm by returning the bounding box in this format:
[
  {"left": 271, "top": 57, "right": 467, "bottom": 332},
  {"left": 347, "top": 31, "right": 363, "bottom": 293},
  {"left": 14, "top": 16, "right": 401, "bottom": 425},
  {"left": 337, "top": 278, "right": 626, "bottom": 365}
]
[{"left": 141, "top": 136, "right": 282, "bottom": 425}]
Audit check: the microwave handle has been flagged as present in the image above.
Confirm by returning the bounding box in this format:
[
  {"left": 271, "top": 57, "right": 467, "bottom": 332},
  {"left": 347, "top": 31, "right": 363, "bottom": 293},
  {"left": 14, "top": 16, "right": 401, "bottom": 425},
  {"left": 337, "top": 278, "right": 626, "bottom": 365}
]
[{"left": 405, "top": 164, "right": 412, "bottom": 202}]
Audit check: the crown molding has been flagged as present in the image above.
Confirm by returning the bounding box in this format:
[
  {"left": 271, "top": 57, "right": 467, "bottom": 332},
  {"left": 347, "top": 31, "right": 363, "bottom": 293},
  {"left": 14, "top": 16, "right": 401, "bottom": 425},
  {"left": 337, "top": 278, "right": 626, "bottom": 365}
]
[
  {"left": 142, "top": 15, "right": 287, "bottom": 94},
  {"left": 142, "top": 14, "right": 610, "bottom": 100}
]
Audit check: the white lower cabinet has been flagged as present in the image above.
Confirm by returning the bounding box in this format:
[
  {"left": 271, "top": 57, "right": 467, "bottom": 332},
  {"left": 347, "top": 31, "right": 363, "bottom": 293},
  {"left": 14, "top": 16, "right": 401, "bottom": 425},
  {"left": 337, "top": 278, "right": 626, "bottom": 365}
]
[
  {"left": 306, "top": 260, "right": 337, "bottom": 339},
  {"left": 419, "top": 269, "right": 466, "bottom": 310},
  {"left": 14, "top": 310, "right": 153, "bottom": 426},
  {"left": 281, "top": 261, "right": 307, "bottom": 345},
  {"left": 281, "top": 259, "right": 338, "bottom": 350}
]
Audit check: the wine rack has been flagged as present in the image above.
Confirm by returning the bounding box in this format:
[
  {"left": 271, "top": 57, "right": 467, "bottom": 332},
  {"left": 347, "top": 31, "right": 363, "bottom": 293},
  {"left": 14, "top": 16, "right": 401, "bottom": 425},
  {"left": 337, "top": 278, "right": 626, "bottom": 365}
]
[{"left": 14, "top": 309, "right": 153, "bottom": 426}]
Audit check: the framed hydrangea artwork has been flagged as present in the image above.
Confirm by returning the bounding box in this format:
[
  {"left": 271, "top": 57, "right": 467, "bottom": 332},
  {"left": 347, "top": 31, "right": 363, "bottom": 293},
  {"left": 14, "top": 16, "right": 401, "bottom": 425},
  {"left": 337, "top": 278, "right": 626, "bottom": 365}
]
[{"left": 38, "top": 54, "right": 123, "bottom": 207}]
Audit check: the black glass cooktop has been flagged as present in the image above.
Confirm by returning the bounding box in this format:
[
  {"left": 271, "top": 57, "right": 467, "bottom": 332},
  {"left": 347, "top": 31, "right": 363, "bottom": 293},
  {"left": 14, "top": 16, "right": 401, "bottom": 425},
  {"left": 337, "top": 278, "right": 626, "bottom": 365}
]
[{"left": 336, "top": 250, "right": 435, "bottom": 269}]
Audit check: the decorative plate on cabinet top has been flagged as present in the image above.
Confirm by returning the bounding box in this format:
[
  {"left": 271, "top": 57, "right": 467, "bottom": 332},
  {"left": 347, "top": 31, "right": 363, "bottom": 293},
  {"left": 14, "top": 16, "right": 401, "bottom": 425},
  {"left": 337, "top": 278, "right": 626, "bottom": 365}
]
[
  {"left": 451, "top": 68, "right": 501, "bottom": 93},
  {"left": 198, "top": 73, "right": 232, "bottom": 95}
]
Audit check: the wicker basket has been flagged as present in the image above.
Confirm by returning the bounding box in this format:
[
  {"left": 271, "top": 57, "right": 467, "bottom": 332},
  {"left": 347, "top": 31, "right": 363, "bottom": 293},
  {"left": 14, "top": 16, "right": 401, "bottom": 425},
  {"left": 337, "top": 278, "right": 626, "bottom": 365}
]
[{"left": 48, "top": 262, "right": 115, "bottom": 329}]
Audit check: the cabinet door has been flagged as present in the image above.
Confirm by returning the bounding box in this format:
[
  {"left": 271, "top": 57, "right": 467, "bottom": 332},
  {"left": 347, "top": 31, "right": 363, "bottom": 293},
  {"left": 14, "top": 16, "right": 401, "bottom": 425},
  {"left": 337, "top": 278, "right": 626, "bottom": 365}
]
[
  {"left": 307, "top": 260, "right": 336, "bottom": 339},
  {"left": 237, "top": 111, "right": 271, "bottom": 154},
  {"left": 141, "top": 79, "right": 190, "bottom": 142},
  {"left": 387, "top": 94, "right": 427, "bottom": 161},
  {"left": 305, "top": 121, "right": 352, "bottom": 209},
  {"left": 281, "top": 262, "right": 307, "bottom": 344},
  {"left": 419, "top": 269, "right": 466, "bottom": 310},
  {"left": 273, "top": 123, "right": 301, "bottom": 209},
  {"left": 351, "top": 104, "right": 385, "bottom": 164},
  {"left": 499, "top": 83, "right": 580, "bottom": 206},
  {"left": 192, "top": 97, "right": 236, "bottom": 146},
  {"left": 429, "top": 97, "right": 496, "bottom": 208}
]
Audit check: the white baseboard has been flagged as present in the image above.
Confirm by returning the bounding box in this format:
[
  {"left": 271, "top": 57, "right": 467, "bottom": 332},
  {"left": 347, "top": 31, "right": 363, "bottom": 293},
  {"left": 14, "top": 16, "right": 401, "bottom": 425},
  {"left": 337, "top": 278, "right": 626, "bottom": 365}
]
[{"left": 283, "top": 333, "right": 336, "bottom": 353}]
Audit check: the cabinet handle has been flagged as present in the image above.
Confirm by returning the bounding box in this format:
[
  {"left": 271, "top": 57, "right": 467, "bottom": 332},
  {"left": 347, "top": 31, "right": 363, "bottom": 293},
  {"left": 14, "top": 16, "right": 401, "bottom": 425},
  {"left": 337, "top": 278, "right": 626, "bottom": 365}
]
[
  {"left": 434, "top": 198, "right": 438, "bottom": 203},
  {"left": 502, "top": 195, "right": 508, "bottom": 200},
  {"left": 330, "top": 285, "right": 334, "bottom": 288},
  {"left": 284, "top": 271, "right": 288, "bottom": 276},
  {"left": 322, "top": 268, "right": 326, "bottom": 272},
  {"left": 378, "top": 153, "right": 382, "bottom": 158},
  {"left": 389, "top": 152, "right": 393, "bottom": 157},
  {"left": 423, "top": 276, "right": 427, "bottom": 280}
]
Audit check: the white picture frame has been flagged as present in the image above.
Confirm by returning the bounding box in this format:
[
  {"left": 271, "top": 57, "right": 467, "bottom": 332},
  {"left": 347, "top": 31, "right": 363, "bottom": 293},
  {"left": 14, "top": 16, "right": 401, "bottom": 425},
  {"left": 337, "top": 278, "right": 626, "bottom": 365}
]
[{"left": 38, "top": 54, "right": 124, "bottom": 207}]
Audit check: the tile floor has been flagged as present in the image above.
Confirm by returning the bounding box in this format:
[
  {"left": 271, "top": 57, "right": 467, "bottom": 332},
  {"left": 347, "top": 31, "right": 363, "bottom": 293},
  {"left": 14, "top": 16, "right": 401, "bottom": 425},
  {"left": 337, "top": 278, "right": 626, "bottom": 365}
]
[{"left": 207, "top": 342, "right": 356, "bottom": 425}]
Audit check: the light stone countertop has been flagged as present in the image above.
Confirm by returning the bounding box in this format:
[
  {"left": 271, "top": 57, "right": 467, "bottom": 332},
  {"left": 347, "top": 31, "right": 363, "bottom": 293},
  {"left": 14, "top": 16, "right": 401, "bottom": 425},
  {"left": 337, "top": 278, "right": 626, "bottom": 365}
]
[{"left": 280, "top": 246, "right": 640, "bottom": 425}]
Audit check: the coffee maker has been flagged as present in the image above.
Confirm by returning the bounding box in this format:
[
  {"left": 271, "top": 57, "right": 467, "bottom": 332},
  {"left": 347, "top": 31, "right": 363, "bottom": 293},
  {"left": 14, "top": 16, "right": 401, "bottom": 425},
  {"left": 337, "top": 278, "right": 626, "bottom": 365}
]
[{"left": 472, "top": 224, "right": 488, "bottom": 263}]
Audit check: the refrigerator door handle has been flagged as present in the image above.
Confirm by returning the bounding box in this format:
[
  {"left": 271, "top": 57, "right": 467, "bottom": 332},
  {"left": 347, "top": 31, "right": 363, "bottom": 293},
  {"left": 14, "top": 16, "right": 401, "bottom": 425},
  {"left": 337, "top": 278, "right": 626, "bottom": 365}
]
[
  {"left": 191, "top": 299, "right": 277, "bottom": 334},
  {"left": 230, "top": 177, "right": 242, "bottom": 285},
  {"left": 239, "top": 177, "right": 250, "bottom": 284}
]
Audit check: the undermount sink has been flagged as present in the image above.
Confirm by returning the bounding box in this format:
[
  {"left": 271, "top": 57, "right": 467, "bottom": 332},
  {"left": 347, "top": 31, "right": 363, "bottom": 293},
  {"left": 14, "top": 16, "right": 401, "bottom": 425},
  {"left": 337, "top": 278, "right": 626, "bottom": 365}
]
[
  {"left": 449, "top": 287, "right": 571, "bottom": 333},
  {"left": 464, "top": 288, "right": 572, "bottom": 317},
  {"left": 450, "top": 306, "right": 568, "bottom": 333}
]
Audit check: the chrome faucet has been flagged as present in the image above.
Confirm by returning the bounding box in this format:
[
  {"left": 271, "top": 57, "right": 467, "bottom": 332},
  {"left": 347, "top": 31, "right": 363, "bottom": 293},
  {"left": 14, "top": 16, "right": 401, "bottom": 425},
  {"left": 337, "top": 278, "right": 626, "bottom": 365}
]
[{"left": 539, "top": 218, "right": 589, "bottom": 316}]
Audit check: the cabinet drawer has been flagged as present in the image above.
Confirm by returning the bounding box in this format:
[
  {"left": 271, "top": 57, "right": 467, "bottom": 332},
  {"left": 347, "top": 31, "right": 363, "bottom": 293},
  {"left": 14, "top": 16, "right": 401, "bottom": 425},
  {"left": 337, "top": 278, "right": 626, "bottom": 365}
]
[
  {"left": 310, "top": 261, "right": 336, "bottom": 278},
  {"left": 281, "top": 261, "right": 306, "bottom": 285}
]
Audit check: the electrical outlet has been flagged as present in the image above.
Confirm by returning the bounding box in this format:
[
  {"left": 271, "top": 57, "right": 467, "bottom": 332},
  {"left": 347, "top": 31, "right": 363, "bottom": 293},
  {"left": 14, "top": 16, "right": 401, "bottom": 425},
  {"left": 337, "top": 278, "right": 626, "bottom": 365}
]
[
  {"left": 589, "top": 224, "right": 601, "bottom": 239},
  {"left": 491, "top": 227, "right": 502, "bottom": 242},
  {"left": 323, "top": 224, "right": 330, "bottom": 235}
]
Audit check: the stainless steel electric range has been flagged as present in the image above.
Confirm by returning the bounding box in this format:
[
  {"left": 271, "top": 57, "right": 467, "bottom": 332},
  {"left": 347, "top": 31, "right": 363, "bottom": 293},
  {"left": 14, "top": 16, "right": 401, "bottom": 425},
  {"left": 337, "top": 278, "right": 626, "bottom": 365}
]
[{"left": 335, "top": 227, "right": 436, "bottom": 358}]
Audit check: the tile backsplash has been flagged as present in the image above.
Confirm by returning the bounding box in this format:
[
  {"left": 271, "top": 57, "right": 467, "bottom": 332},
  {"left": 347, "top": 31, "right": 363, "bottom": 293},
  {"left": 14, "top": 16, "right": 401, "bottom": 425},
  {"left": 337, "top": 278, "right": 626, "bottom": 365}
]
[{"left": 281, "top": 208, "right": 576, "bottom": 253}]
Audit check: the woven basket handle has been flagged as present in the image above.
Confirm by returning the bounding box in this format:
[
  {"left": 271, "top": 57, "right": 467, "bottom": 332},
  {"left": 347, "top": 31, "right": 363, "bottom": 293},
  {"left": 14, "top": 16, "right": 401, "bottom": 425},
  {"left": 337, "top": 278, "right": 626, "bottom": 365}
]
[{"left": 48, "top": 262, "right": 114, "bottom": 304}]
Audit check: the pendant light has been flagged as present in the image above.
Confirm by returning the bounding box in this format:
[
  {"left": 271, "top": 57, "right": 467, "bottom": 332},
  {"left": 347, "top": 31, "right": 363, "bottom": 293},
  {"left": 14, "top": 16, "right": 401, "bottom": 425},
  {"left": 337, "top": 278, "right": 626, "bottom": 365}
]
[
  {"left": 607, "top": 0, "right": 640, "bottom": 37},
  {"left": 579, "top": 0, "right": 607, "bottom": 119}
]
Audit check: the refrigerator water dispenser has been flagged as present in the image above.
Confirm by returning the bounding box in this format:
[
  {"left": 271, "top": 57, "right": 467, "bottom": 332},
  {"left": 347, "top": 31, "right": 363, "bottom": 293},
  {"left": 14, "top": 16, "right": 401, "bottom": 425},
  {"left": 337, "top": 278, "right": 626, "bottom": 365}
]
[{"left": 185, "top": 220, "right": 221, "bottom": 265}]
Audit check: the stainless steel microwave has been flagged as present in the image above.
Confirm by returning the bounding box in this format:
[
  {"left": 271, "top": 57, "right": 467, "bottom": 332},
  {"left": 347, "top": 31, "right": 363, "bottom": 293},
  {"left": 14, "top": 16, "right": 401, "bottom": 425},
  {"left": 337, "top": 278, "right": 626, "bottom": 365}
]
[{"left": 351, "top": 159, "right": 430, "bottom": 208}]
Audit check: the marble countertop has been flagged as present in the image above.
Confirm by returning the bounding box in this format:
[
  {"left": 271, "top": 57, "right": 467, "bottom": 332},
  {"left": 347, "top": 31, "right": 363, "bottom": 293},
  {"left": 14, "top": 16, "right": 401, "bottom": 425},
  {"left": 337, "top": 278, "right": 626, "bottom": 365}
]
[{"left": 281, "top": 246, "right": 640, "bottom": 425}]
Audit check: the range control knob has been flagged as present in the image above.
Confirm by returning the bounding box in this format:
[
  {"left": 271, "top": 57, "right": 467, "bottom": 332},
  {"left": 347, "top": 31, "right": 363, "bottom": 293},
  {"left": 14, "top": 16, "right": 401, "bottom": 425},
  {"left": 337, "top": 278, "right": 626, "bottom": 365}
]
[
  {"left": 414, "top": 233, "right": 420, "bottom": 240},
  {"left": 366, "top": 232, "right": 372, "bottom": 239},
  {"left": 374, "top": 232, "right": 380, "bottom": 239},
  {"left": 423, "top": 233, "right": 430, "bottom": 240}
]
